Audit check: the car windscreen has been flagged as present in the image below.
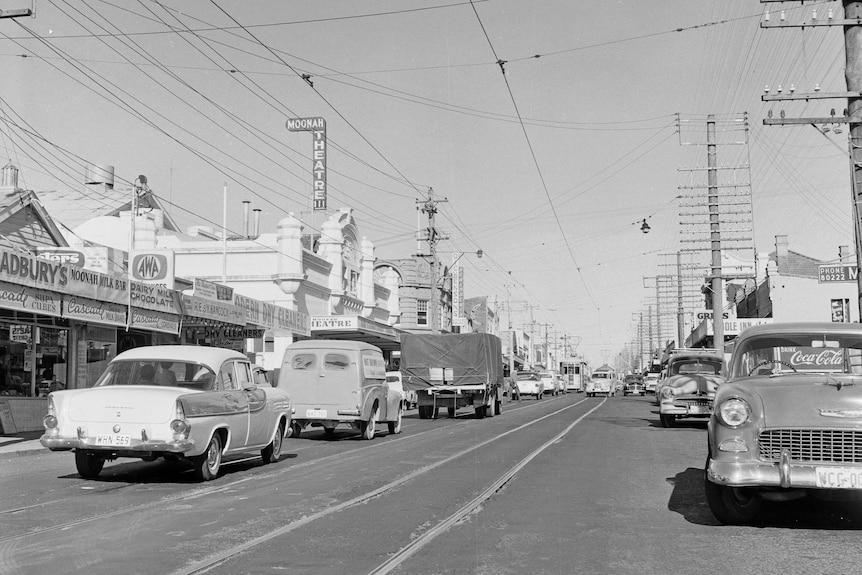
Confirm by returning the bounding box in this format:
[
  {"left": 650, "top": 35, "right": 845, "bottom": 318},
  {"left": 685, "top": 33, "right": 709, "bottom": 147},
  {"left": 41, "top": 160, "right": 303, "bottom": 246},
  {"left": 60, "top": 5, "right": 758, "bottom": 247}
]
[
  {"left": 673, "top": 360, "right": 722, "bottom": 376},
  {"left": 731, "top": 333, "right": 862, "bottom": 378}
]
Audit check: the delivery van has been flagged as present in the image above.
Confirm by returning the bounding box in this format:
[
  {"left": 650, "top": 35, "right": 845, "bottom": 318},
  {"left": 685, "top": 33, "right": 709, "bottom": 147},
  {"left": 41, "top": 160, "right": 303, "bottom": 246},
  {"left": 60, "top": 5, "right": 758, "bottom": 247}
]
[{"left": 278, "top": 340, "right": 402, "bottom": 439}]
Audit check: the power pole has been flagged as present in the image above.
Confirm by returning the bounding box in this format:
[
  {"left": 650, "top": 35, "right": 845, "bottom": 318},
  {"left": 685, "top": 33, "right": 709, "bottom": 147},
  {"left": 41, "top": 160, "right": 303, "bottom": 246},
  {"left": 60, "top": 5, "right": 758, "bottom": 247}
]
[
  {"left": 761, "top": 2, "right": 862, "bottom": 317},
  {"left": 708, "top": 115, "right": 724, "bottom": 352},
  {"left": 417, "top": 188, "right": 448, "bottom": 334}
]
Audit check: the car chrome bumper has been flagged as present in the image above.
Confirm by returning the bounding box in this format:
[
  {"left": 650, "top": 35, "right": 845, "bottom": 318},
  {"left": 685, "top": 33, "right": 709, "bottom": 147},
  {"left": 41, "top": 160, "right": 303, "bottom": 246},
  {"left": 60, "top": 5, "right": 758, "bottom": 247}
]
[
  {"left": 660, "top": 402, "right": 712, "bottom": 416},
  {"left": 707, "top": 456, "right": 840, "bottom": 489},
  {"left": 40, "top": 434, "right": 194, "bottom": 454}
]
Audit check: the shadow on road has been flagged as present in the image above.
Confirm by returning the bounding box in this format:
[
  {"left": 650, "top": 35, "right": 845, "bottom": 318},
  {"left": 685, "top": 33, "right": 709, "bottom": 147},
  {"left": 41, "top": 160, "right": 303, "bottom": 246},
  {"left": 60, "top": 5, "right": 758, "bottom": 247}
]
[{"left": 667, "top": 466, "right": 862, "bottom": 529}]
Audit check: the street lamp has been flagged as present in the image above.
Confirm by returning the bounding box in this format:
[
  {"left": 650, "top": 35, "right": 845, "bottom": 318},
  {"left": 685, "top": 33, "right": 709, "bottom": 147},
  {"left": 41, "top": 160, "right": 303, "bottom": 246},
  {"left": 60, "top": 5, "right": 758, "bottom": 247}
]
[{"left": 640, "top": 219, "right": 651, "bottom": 233}]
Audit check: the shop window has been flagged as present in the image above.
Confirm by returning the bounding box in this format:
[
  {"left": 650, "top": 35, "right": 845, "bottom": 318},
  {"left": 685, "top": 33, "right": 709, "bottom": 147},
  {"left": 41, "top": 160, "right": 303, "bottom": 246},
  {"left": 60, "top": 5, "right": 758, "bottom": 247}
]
[
  {"left": 265, "top": 334, "right": 274, "bottom": 353},
  {"left": 417, "top": 300, "right": 428, "bottom": 325}
]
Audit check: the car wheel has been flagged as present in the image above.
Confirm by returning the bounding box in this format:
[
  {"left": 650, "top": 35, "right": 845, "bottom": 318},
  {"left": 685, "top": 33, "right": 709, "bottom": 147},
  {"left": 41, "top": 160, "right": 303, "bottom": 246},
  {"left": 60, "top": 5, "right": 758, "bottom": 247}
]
[
  {"left": 387, "top": 407, "right": 403, "bottom": 434},
  {"left": 361, "top": 405, "right": 378, "bottom": 440},
  {"left": 290, "top": 421, "right": 302, "bottom": 438},
  {"left": 660, "top": 413, "right": 676, "bottom": 428},
  {"left": 418, "top": 405, "right": 430, "bottom": 419},
  {"left": 261, "top": 420, "right": 285, "bottom": 464},
  {"left": 704, "top": 456, "right": 762, "bottom": 524},
  {"left": 75, "top": 450, "right": 105, "bottom": 479},
  {"left": 193, "top": 433, "right": 223, "bottom": 481}
]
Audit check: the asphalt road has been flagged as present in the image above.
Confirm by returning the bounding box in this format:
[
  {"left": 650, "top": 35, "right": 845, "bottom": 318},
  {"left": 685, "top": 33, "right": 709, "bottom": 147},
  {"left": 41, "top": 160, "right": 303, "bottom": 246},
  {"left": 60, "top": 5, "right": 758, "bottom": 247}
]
[{"left": 3, "top": 392, "right": 862, "bottom": 575}]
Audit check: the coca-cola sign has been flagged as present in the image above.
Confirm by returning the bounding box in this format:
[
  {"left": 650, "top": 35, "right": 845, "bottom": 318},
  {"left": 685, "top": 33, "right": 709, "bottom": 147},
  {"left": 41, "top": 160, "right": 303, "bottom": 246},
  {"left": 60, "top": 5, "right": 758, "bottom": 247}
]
[{"left": 779, "top": 347, "right": 845, "bottom": 371}]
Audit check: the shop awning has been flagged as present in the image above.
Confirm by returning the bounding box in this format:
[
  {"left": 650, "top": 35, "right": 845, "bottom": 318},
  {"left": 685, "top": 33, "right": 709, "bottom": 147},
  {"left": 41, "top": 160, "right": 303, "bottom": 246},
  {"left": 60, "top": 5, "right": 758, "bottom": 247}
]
[{"left": 310, "top": 315, "right": 403, "bottom": 352}]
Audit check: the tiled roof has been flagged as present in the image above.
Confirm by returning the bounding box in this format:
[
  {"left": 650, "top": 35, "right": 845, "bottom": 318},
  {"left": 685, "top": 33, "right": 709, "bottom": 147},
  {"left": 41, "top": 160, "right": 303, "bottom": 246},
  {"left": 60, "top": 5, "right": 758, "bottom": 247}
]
[{"left": 771, "top": 249, "right": 822, "bottom": 278}]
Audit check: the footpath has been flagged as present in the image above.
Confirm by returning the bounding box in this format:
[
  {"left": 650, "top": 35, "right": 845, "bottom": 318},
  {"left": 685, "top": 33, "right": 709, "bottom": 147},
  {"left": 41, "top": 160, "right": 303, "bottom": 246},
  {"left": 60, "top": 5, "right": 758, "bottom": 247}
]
[{"left": 0, "top": 430, "right": 48, "bottom": 457}]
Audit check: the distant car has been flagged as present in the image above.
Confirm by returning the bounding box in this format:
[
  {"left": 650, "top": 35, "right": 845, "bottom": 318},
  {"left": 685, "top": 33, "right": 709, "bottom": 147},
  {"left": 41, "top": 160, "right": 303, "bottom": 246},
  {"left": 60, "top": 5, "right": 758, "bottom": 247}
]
[
  {"left": 586, "top": 370, "right": 615, "bottom": 397},
  {"left": 40, "top": 346, "right": 292, "bottom": 481},
  {"left": 386, "top": 371, "right": 417, "bottom": 410},
  {"left": 658, "top": 351, "right": 725, "bottom": 428},
  {"left": 643, "top": 372, "right": 660, "bottom": 395},
  {"left": 623, "top": 375, "right": 645, "bottom": 396},
  {"left": 515, "top": 370, "right": 544, "bottom": 399},
  {"left": 539, "top": 371, "right": 560, "bottom": 396},
  {"left": 706, "top": 322, "right": 862, "bottom": 525}
]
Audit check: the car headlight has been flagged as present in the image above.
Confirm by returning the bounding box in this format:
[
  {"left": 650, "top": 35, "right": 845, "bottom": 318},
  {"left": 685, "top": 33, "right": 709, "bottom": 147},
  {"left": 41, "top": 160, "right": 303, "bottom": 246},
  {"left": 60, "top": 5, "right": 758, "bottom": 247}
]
[
  {"left": 717, "top": 397, "right": 751, "bottom": 428},
  {"left": 660, "top": 387, "right": 674, "bottom": 399}
]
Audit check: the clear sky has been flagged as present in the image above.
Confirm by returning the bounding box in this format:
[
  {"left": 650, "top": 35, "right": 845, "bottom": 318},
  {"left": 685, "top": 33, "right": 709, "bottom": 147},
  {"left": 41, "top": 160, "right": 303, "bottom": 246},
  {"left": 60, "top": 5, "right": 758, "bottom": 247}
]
[{"left": 0, "top": 1, "right": 853, "bottom": 367}]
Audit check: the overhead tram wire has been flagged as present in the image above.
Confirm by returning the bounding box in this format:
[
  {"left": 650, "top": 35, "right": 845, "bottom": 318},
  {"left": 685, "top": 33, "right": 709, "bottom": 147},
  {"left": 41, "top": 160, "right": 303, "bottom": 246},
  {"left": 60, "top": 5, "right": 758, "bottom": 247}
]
[
  {"left": 131, "top": 3, "right": 419, "bottom": 234},
  {"left": 468, "top": 0, "right": 598, "bottom": 309},
  {"left": 141, "top": 1, "right": 424, "bottom": 200},
  {"left": 209, "top": 0, "right": 427, "bottom": 203},
  {"left": 8, "top": 14, "right": 412, "bottom": 242},
  {"left": 74, "top": 0, "right": 418, "bottom": 231}
]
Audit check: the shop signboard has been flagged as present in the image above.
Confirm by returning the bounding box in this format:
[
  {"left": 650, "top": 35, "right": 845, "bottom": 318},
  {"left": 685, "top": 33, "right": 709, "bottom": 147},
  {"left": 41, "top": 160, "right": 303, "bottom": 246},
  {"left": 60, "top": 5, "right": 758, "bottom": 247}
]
[
  {"left": 130, "top": 308, "right": 181, "bottom": 334},
  {"left": 0, "top": 280, "right": 61, "bottom": 318},
  {"left": 10, "top": 324, "right": 30, "bottom": 344},
  {"left": 181, "top": 294, "right": 245, "bottom": 326},
  {"left": 129, "top": 281, "right": 183, "bottom": 315},
  {"left": 233, "top": 293, "right": 310, "bottom": 336},
  {"left": 130, "top": 249, "right": 175, "bottom": 290},
  {"left": 194, "top": 278, "right": 234, "bottom": 301},
  {"left": 62, "top": 295, "right": 126, "bottom": 327},
  {"left": 286, "top": 116, "right": 327, "bottom": 210},
  {"left": 819, "top": 264, "right": 858, "bottom": 283}
]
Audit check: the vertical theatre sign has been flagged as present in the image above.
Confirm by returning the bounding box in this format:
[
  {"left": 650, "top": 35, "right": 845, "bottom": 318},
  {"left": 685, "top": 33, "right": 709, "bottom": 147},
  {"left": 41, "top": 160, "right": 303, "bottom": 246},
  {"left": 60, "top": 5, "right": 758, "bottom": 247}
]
[{"left": 286, "top": 117, "right": 327, "bottom": 210}]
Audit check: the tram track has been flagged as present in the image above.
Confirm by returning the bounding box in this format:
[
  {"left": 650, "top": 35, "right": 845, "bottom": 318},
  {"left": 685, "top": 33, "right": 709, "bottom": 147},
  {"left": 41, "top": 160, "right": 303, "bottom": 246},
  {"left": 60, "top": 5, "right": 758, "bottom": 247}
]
[
  {"left": 169, "top": 397, "right": 603, "bottom": 575},
  {"left": 0, "top": 397, "right": 558, "bottom": 543}
]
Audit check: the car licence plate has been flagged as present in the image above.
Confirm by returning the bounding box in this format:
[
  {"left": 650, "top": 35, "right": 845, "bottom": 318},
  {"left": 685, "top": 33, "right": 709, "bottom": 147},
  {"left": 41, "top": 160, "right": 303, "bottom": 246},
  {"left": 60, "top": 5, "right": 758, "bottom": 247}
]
[
  {"left": 815, "top": 467, "right": 862, "bottom": 489},
  {"left": 96, "top": 434, "right": 131, "bottom": 447},
  {"left": 306, "top": 409, "right": 327, "bottom": 418}
]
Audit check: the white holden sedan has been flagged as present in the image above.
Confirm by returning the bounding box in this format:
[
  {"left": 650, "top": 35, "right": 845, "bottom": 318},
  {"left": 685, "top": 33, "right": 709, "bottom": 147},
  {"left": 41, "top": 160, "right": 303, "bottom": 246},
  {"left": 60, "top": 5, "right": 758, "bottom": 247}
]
[{"left": 40, "top": 345, "right": 292, "bottom": 481}]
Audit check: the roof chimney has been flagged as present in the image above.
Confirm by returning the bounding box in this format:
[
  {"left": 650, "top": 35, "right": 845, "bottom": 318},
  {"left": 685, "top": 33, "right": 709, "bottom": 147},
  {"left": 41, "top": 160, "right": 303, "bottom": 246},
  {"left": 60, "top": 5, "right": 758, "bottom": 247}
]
[
  {"left": 775, "top": 235, "right": 789, "bottom": 258},
  {"left": 1, "top": 160, "right": 19, "bottom": 190},
  {"left": 253, "top": 208, "right": 261, "bottom": 238},
  {"left": 242, "top": 200, "right": 250, "bottom": 238},
  {"left": 839, "top": 245, "right": 852, "bottom": 262}
]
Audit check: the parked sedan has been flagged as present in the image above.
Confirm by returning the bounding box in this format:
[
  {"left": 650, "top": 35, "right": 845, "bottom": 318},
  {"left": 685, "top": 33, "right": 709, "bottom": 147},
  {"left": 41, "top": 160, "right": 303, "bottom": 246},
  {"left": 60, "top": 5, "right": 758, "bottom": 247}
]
[
  {"left": 705, "top": 322, "right": 862, "bottom": 524},
  {"left": 515, "top": 370, "right": 544, "bottom": 399},
  {"left": 539, "top": 371, "right": 560, "bottom": 396},
  {"left": 658, "top": 351, "right": 725, "bottom": 427},
  {"left": 40, "top": 345, "right": 292, "bottom": 481}
]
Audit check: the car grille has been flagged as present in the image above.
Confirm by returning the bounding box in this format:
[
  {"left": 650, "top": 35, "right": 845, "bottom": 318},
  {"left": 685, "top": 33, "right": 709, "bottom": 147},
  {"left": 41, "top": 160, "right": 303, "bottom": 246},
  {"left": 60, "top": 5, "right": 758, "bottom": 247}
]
[
  {"left": 679, "top": 398, "right": 712, "bottom": 406},
  {"left": 759, "top": 429, "right": 862, "bottom": 463}
]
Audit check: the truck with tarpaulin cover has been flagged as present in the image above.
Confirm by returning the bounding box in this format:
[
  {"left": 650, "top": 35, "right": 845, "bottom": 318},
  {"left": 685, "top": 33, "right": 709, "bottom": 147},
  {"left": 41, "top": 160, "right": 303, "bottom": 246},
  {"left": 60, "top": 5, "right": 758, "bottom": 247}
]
[{"left": 400, "top": 333, "right": 504, "bottom": 419}]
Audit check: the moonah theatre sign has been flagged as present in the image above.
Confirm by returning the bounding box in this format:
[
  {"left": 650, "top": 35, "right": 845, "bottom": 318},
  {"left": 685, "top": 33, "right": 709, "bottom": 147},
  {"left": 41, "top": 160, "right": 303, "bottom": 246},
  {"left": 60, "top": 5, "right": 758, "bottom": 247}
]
[{"left": 286, "top": 117, "right": 327, "bottom": 210}]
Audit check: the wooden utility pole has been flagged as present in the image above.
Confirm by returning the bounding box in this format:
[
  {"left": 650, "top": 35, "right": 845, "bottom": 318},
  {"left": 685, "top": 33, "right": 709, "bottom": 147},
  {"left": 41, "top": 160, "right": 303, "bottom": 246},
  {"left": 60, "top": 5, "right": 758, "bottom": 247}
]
[
  {"left": 761, "top": 2, "right": 862, "bottom": 317},
  {"left": 708, "top": 115, "right": 724, "bottom": 352},
  {"left": 418, "top": 189, "right": 447, "bottom": 334}
]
